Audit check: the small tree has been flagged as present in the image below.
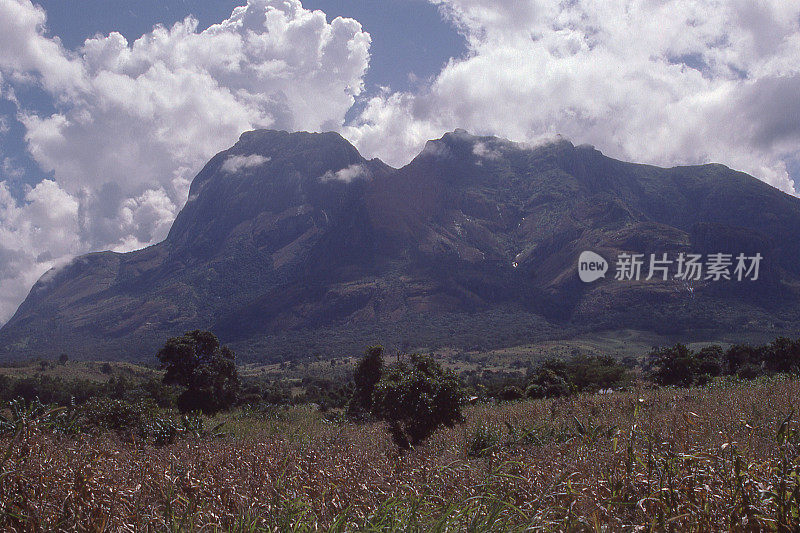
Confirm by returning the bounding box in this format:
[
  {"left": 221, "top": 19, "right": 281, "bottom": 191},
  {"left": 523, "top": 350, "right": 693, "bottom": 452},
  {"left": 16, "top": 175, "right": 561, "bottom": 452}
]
[
  {"left": 156, "top": 330, "right": 240, "bottom": 414},
  {"left": 347, "top": 345, "right": 384, "bottom": 417},
  {"left": 647, "top": 344, "right": 697, "bottom": 387},
  {"left": 567, "top": 355, "right": 627, "bottom": 392},
  {"left": 371, "top": 354, "right": 464, "bottom": 449},
  {"left": 58, "top": 353, "right": 69, "bottom": 365}
]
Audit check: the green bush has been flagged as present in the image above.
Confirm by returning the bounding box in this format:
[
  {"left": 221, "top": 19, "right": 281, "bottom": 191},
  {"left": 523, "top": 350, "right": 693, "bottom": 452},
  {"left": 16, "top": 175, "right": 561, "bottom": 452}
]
[
  {"left": 526, "top": 367, "right": 570, "bottom": 399},
  {"left": 497, "top": 385, "right": 524, "bottom": 401},
  {"left": 524, "top": 384, "right": 546, "bottom": 399},
  {"left": 693, "top": 345, "right": 724, "bottom": 384},
  {"left": 80, "top": 397, "right": 157, "bottom": 432},
  {"left": 567, "top": 355, "right": 627, "bottom": 392},
  {"left": 467, "top": 424, "right": 501, "bottom": 457},
  {"left": 370, "top": 354, "right": 465, "bottom": 449},
  {"left": 763, "top": 337, "right": 800, "bottom": 374},
  {"left": 724, "top": 344, "right": 764, "bottom": 376},
  {"left": 523, "top": 355, "right": 627, "bottom": 398},
  {"left": 646, "top": 339, "right": 800, "bottom": 387}
]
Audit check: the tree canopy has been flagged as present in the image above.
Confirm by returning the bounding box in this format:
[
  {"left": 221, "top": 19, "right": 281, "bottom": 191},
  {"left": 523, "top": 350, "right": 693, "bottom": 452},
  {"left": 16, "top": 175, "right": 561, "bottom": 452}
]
[
  {"left": 352, "top": 350, "right": 464, "bottom": 449},
  {"left": 157, "top": 330, "right": 240, "bottom": 414}
]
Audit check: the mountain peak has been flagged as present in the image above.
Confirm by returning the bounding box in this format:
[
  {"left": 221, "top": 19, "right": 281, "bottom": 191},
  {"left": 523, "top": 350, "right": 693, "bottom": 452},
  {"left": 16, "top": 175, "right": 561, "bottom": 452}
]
[
  {"left": 234, "top": 129, "right": 353, "bottom": 151},
  {"left": 165, "top": 129, "right": 371, "bottom": 254},
  {"left": 431, "top": 129, "right": 576, "bottom": 153}
]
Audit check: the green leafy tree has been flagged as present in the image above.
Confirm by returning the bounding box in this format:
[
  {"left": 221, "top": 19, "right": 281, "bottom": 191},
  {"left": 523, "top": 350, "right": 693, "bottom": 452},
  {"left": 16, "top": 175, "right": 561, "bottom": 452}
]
[
  {"left": 371, "top": 354, "right": 464, "bottom": 449},
  {"left": 347, "top": 345, "right": 384, "bottom": 417},
  {"left": 156, "top": 330, "right": 240, "bottom": 414},
  {"left": 693, "top": 345, "right": 724, "bottom": 384},
  {"left": 567, "top": 355, "right": 627, "bottom": 392},
  {"left": 724, "top": 344, "right": 765, "bottom": 376},
  {"left": 526, "top": 366, "right": 570, "bottom": 399},
  {"left": 647, "top": 344, "right": 698, "bottom": 387},
  {"left": 764, "top": 337, "right": 800, "bottom": 374}
]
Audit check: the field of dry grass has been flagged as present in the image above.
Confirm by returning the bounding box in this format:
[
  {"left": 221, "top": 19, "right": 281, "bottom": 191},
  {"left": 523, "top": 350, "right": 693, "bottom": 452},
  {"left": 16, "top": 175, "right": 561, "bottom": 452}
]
[{"left": 2, "top": 376, "right": 800, "bottom": 531}]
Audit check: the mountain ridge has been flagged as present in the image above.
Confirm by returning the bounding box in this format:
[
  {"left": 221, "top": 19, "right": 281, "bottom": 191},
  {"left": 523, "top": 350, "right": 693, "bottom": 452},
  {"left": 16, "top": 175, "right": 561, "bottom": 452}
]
[{"left": 2, "top": 129, "right": 799, "bottom": 361}]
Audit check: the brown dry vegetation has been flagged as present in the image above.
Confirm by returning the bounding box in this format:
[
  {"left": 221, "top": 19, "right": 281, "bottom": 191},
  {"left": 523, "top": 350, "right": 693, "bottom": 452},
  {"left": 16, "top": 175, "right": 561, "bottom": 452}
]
[{"left": 2, "top": 377, "right": 800, "bottom": 531}]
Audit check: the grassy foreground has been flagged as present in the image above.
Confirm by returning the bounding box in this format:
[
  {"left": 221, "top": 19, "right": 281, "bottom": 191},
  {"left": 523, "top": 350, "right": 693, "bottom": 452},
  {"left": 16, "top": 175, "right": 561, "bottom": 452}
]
[{"left": 2, "top": 377, "right": 800, "bottom": 531}]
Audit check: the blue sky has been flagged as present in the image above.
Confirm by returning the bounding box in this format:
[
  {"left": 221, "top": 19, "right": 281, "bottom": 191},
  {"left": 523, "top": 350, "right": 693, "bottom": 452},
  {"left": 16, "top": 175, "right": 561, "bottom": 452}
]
[
  {"left": 0, "top": 0, "right": 799, "bottom": 322},
  {"left": 38, "top": 0, "right": 465, "bottom": 93}
]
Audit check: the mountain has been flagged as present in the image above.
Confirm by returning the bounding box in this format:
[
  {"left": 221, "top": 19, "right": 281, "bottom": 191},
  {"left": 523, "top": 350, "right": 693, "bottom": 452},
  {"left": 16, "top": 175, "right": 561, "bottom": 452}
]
[{"left": 2, "top": 129, "right": 800, "bottom": 362}]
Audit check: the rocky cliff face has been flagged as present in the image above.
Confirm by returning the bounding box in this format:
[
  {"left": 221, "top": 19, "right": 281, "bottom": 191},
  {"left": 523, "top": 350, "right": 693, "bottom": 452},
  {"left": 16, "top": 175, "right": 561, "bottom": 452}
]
[{"left": 3, "top": 129, "right": 799, "bottom": 361}]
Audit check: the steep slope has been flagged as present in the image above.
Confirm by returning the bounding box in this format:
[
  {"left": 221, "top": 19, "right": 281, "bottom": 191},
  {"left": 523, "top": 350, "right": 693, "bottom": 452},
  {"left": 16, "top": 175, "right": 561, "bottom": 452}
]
[{"left": 2, "top": 129, "right": 799, "bottom": 361}]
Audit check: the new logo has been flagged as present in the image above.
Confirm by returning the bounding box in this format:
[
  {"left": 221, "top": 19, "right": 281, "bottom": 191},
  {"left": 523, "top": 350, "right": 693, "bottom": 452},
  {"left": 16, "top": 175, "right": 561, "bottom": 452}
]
[{"left": 578, "top": 251, "right": 608, "bottom": 283}]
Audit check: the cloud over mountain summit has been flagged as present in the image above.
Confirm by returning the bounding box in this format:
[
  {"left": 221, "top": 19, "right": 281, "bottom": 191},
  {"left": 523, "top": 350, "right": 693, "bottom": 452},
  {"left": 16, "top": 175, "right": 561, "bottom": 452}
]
[{"left": 348, "top": 0, "right": 800, "bottom": 195}]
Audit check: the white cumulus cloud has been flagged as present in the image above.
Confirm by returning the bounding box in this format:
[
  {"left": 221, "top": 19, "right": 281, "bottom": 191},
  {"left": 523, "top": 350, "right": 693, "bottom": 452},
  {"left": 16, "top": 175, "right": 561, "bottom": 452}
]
[
  {"left": 221, "top": 154, "right": 271, "bottom": 174},
  {"left": 472, "top": 140, "right": 503, "bottom": 161},
  {"left": 319, "top": 163, "right": 369, "bottom": 183},
  {"left": 0, "top": 180, "right": 82, "bottom": 322}
]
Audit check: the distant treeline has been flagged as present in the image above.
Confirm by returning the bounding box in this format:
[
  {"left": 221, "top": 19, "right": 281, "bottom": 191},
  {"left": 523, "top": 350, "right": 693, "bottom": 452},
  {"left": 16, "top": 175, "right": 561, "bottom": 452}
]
[
  {"left": 472, "top": 354, "right": 630, "bottom": 402},
  {"left": 0, "top": 374, "right": 176, "bottom": 407},
  {"left": 483, "top": 336, "right": 800, "bottom": 401},
  {"left": 646, "top": 337, "right": 800, "bottom": 386},
  {"left": 0, "top": 366, "right": 353, "bottom": 411},
  {"left": 2, "top": 336, "right": 799, "bottom": 411}
]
